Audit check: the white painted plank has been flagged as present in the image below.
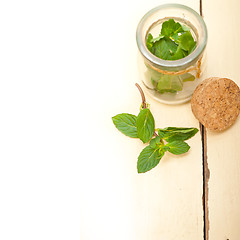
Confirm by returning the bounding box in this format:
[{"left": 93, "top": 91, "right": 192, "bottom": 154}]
[
  {"left": 80, "top": 0, "right": 203, "bottom": 240},
  {"left": 203, "top": 0, "right": 240, "bottom": 239}
]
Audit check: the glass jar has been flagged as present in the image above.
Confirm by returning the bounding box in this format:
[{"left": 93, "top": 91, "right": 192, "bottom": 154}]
[{"left": 136, "top": 4, "right": 208, "bottom": 104}]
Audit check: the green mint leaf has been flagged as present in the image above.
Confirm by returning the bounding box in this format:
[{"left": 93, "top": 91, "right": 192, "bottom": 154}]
[
  {"left": 136, "top": 108, "right": 155, "bottom": 143},
  {"left": 161, "top": 19, "right": 184, "bottom": 37},
  {"left": 112, "top": 113, "right": 138, "bottom": 138},
  {"left": 146, "top": 33, "right": 153, "bottom": 52},
  {"left": 189, "top": 44, "right": 197, "bottom": 54},
  {"left": 164, "top": 131, "right": 196, "bottom": 142},
  {"left": 155, "top": 74, "right": 183, "bottom": 93},
  {"left": 171, "top": 45, "right": 188, "bottom": 60},
  {"left": 166, "top": 141, "right": 190, "bottom": 155},
  {"left": 157, "top": 129, "right": 166, "bottom": 139},
  {"left": 170, "top": 33, "right": 180, "bottom": 42},
  {"left": 150, "top": 72, "right": 195, "bottom": 94},
  {"left": 147, "top": 33, "right": 166, "bottom": 49},
  {"left": 149, "top": 136, "right": 161, "bottom": 149},
  {"left": 162, "top": 145, "right": 170, "bottom": 152},
  {"left": 163, "top": 127, "right": 196, "bottom": 132},
  {"left": 151, "top": 37, "right": 178, "bottom": 60},
  {"left": 159, "top": 127, "right": 198, "bottom": 142},
  {"left": 178, "top": 31, "right": 196, "bottom": 53},
  {"left": 151, "top": 34, "right": 165, "bottom": 42},
  {"left": 137, "top": 145, "right": 164, "bottom": 173}
]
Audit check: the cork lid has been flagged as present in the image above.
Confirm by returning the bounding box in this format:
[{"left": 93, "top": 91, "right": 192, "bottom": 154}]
[{"left": 191, "top": 77, "right": 240, "bottom": 131}]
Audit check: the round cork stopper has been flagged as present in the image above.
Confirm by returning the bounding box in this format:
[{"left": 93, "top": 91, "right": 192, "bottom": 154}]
[{"left": 191, "top": 77, "right": 240, "bottom": 131}]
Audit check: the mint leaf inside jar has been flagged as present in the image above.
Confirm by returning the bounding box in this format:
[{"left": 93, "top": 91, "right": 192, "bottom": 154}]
[{"left": 146, "top": 19, "right": 197, "bottom": 94}]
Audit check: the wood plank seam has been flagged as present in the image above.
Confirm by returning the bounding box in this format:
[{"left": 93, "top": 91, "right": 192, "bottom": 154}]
[
  {"left": 199, "top": 2, "right": 210, "bottom": 240},
  {"left": 200, "top": 123, "right": 210, "bottom": 240}
]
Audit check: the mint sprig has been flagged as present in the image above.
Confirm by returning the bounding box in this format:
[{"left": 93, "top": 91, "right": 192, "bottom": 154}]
[{"left": 112, "top": 84, "right": 199, "bottom": 173}]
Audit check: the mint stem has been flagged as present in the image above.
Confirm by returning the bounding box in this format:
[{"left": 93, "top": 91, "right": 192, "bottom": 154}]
[{"left": 135, "top": 83, "right": 147, "bottom": 109}]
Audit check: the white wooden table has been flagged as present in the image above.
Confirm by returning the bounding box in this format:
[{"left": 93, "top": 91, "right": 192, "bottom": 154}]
[{"left": 0, "top": 0, "right": 239, "bottom": 240}]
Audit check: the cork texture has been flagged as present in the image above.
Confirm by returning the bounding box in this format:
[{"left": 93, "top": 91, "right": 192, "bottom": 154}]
[{"left": 191, "top": 77, "right": 240, "bottom": 131}]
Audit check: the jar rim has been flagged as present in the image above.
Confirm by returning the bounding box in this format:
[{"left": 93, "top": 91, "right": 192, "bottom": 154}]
[{"left": 136, "top": 3, "right": 208, "bottom": 68}]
